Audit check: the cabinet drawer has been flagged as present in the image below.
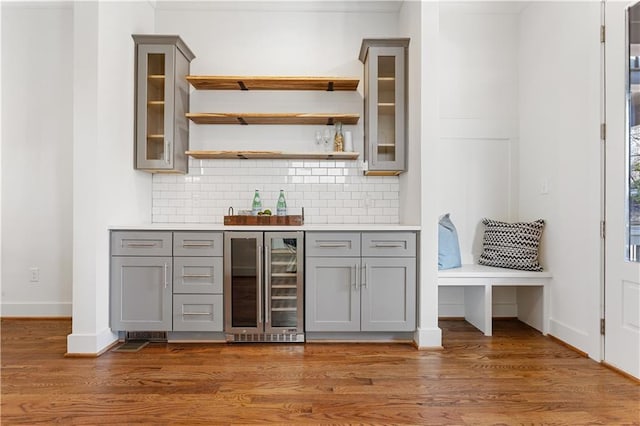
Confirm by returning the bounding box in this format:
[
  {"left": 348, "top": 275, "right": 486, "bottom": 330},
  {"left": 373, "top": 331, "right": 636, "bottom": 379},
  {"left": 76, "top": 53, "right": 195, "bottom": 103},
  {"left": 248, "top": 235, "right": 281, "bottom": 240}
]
[
  {"left": 173, "top": 257, "right": 223, "bottom": 294},
  {"left": 173, "top": 294, "right": 223, "bottom": 332},
  {"left": 111, "top": 231, "right": 172, "bottom": 256},
  {"left": 306, "top": 232, "right": 360, "bottom": 257},
  {"left": 173, "top": 232, "right": 223, "bottom": 257},
  {"left": 361, "top": 232, "right": 416, "bottom": 257}
]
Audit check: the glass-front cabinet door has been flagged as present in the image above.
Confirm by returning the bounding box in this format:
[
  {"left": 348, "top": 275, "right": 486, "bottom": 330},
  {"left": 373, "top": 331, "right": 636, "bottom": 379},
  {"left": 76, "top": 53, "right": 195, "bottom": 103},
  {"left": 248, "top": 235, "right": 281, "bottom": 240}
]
[
  {"left": 136, "top": 44, "right": 175, "bottom": 170},
  {"left": 360, "top": 38, "right": 409, "bottom": 175},
  {"left": 265, "top": 232, "right": 304, "bottom": 334},
  {"left": 224, "top": 232, "right": 263, "bottom": 334},
  {"left": 133, "top": 35, "right": 194, "bottom": 173}
]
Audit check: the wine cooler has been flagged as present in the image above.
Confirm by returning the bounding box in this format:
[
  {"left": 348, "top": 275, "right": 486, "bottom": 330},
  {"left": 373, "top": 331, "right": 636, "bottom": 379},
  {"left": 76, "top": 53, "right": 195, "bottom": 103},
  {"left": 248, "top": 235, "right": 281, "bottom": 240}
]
[{"left": 223, "top": 231, "right": 304, "bottom": 342}]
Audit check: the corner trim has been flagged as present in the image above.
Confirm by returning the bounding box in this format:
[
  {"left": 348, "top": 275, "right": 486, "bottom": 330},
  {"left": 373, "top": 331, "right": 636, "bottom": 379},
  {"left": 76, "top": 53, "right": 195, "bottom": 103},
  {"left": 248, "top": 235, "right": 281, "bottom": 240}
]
[
  {"left": 66, "top": 327, "right": 118, "bottom": 356},
  {"left": 413, "top": 326, "right": 442, "bottom": 349}
]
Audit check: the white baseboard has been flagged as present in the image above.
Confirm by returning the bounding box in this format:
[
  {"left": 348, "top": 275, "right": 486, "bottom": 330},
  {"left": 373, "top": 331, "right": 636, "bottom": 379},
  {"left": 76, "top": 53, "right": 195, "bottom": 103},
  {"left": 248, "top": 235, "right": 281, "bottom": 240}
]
[
  {"left": 1, "top": 302, "right": 72, "bottom": 317},
  {"left": 549, "top": 317, "right": 594, "bottom": 359},
  {"left": 66, "top": 327, "right": 118, "bottom": 355},
  {"left": 413, "top": 326, "right": 442, "bottom": 349}
]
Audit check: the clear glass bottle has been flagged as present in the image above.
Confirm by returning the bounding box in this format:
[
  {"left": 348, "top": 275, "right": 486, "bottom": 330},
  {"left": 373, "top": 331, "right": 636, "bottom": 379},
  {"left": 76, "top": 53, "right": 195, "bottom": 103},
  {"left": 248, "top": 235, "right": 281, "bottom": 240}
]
[
  {"left": 276, "top": 189, "right": 287, "bottom": 216},
  {"left": 251, "top": 189, "right": 262, "bottom": 215}
]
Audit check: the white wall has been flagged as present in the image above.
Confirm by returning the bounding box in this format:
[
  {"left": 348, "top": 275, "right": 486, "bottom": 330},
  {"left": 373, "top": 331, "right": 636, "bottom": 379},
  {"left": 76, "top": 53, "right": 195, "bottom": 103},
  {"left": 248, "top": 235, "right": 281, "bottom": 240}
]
[
  {"left": 399, "top": 0, "right": 422, "bottom": 226},
  {"left": 415, "top": 1, "right": 442, "bottom": 347},
  {"left": 151, "top": 3, "right": 403, "bottom": 225},
  {"left": 437, "top": 2, "right": 522, "bottom": 317},
  {"left": 518, "top": 2, "right": 601, "bottom": 358},
  {"left": 153, "top": 160, "right": 400, "bottom": 224},
  {"left": 67, "top": 1, "right": 154, "bottom": 354},
  {"left": 155, "top": 3, "right": 398, "bottom": 154},
  {"left": 1, "top": 3, "right": 73, "bottom": 316}
]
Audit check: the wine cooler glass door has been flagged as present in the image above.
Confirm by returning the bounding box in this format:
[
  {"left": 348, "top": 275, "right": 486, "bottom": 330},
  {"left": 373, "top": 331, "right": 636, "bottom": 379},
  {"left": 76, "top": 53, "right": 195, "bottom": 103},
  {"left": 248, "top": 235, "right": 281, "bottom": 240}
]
[
  {"left": 265, "top": 232, "right": 304, "bottom": 334},
  {"left": 224, "top": 232, "right": 263, "bottom": 334}
]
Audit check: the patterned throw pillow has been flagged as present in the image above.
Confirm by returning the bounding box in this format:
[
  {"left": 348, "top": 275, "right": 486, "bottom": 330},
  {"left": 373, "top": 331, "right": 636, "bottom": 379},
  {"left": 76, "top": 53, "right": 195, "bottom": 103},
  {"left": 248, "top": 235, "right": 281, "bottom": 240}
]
[{"left": 478, "top": 218, "right": 545, "bottom": 271}]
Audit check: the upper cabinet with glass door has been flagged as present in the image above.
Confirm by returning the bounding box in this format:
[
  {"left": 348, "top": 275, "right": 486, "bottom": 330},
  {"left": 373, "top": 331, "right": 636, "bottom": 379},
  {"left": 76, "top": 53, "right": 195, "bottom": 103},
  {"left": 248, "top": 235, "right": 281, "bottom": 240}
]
[
  {"left": 359, "top": 38, "right": 409, "bottom": 176},
  {"left": 133, "top": 35, "right": 195, "bottom": 173}
]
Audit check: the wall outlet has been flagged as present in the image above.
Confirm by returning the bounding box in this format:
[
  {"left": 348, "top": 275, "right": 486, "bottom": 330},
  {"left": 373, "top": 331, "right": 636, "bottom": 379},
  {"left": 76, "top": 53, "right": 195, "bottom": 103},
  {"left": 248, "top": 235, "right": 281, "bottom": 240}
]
[{"left": 29, "top": 267, "right": 40, "bottom": 282}]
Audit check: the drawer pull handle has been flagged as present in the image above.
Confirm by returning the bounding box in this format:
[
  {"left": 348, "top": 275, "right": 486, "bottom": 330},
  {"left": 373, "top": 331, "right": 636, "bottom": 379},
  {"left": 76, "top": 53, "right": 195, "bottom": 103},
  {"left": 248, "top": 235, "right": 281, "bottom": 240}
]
[
  {"left": 182, "top": 312, "right": 212, "bottom": 316},
  {"left": 372, "top": 242, "right": 404, "bottom": 248},
  {"left": 164, "top": 263, "right": 168, "bottom": 289},
  {"left": 182, "top": 242, "right": 214, "bottom": 247},
  {"left": 126, "top": 242, "right": 157, "bottom": 247},
  {"left": 317, "top": 242, "right": 349, "bottom": 248},
  {"left": 182, "top": 274, "right": 212, "bottom": 278}
]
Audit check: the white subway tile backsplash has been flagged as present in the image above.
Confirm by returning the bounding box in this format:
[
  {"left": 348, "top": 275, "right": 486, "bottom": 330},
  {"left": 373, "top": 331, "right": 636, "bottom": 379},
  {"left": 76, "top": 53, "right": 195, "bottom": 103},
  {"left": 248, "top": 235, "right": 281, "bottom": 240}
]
[{"left": 152, "top": 159, "right": 399, "bottom": 224}]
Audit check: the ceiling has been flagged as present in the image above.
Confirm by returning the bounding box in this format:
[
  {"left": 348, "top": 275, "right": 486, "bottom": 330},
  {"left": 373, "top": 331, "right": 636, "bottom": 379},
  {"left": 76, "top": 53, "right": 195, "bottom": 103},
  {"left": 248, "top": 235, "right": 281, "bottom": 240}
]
[{"left": 153, "top": 0, "right": 406, "bottom": 13}]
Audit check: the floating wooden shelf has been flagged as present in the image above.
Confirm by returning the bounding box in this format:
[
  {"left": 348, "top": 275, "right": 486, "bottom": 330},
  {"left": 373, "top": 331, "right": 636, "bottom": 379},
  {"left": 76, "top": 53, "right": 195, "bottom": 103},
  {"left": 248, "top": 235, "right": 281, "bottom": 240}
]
[
  {"left": 186, "top": 113, "right": 359, "bottom": 126},
  {"left": 186, "top": 150, "right": 360, "bottom": 160},
  {"left": 365, "top": 170, "right": 401, "bottom": 176},
  {"left": 186, "top": 75, "right": 359, "bottom": 91}
]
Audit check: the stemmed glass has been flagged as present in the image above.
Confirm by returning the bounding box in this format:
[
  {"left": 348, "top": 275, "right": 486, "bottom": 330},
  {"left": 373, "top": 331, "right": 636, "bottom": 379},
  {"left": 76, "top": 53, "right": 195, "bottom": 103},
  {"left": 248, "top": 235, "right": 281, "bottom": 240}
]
[
  {"left": 323, "top": 128, "right": 333, "bottom": 152},
  {"left": 315, "top": 130, "right": 323, "bottom": 148}
]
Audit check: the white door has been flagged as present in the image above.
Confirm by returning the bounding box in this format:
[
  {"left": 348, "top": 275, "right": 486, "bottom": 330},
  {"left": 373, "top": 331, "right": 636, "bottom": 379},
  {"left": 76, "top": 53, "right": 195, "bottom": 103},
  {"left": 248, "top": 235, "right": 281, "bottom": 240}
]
[{"left": 604, "top": 1, "right": 640, "bottom": 379}]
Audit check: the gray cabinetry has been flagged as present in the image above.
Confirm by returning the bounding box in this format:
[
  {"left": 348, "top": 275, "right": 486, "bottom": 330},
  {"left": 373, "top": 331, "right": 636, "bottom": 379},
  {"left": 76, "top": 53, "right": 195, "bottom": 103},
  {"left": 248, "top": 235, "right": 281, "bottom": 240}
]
[
  {"left": 173, "top": 232, "right": 223, "bottom": 332},
  {"left": 110, "top": 231, "right": 173, "bottom": 331},
  {"left": 360, "top": 257, "right": 416, "bottom": 332},
  {"left": 305, "top": 257, "right": 360, "bottom": 332},
  {"left": 359, "top": 38, "right": 409, "bottom": 176},
  {"left": 305, "top": 232, "right": 416, "bottom": 333},
  {"left": 133, "top": 35, "right": 195, "bottom": 173}
]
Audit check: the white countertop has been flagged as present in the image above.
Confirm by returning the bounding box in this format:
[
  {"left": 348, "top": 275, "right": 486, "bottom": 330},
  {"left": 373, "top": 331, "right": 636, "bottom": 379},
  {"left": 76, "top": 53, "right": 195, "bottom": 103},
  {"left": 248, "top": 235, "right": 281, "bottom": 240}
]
[{"left": 109, "top": 223, "right": 421, "bottom": 232}]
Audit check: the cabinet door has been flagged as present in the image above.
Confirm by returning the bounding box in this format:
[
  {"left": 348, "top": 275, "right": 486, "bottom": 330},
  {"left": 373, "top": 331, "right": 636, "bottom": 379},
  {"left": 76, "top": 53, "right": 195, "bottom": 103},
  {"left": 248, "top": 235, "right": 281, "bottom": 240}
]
[
  {"left": 305, "top": 257, "right": 360, "bottom": 332},
  {"left": 111, "top": 231, "right": 172, "bottom": 257},
  {"left": 173, "top": 257, "right": 223, "bottom": 294},
  {"left": 136, "top": 44, "right": 176, "bottom": 171},
  {"left": 173, "top": 232, "right": 223, "bottom": 257},
  {"left": 224, "top": 232, "right": 263, "bottom": 334},
  {"left": 265, "top": 232, "right": 304, "bottom": 334},
  {"left": 365, "top": 45, "right": 406, "bottom": 173},
  {"left": 305, "top": 232, "right": 360, "bottom": 257},
  {"left": 360, "top": 257, "right": 416, "bottom": 331},
  {"left": 173, "top": 294, "right": 223, "bottom": 332},
  {"left": 110, "top": 256, "right": 172, "bottom": 331}
]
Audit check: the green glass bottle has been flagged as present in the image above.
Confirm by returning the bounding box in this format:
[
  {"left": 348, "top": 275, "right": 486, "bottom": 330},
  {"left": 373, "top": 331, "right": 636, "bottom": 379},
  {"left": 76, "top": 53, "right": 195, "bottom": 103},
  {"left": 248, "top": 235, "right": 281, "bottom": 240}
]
[
  {"left": 276, "top": 190, "right": 287, "bottom": 216},
  {"left": 251, "top": 189, "right": 262, "bottom": 215}
]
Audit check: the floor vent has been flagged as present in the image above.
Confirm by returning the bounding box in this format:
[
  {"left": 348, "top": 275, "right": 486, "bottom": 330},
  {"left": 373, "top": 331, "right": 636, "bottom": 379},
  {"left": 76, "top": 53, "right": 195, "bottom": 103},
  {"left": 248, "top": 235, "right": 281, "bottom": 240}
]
[
  {"left": 125, "top": 331, "right": 167, "bottom": 342},
  {"left": 227, "top": 333, "right": 304, "bottom": 343},
  {"left": 112, "top": 340, "right": 149, "bottom": 353}
]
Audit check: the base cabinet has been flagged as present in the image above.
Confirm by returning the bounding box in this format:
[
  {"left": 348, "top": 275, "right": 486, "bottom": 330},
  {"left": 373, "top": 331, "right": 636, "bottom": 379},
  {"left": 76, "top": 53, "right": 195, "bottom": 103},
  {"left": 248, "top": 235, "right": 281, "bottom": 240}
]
[
  {"left": 172, "top": 232, "right": 224, "bottom": 332},
  {"left": 306, "top": 257, "right": 360, "bottom": 332},
  {"left": 110, "top": 256, "right": 173, "bottom": 331},
  {"left": 305, "top": 232, "right": 416, "bottom": 333},
  {"left": 360, "top": 257, "right": 416, "bottom": 331}
]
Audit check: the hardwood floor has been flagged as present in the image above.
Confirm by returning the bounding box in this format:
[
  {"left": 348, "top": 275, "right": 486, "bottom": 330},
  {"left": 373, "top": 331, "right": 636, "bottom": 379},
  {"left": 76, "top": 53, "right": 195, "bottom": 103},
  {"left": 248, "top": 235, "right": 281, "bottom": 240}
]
[{"left": 2, "top": 319, "right": 638, "bottom": 425}]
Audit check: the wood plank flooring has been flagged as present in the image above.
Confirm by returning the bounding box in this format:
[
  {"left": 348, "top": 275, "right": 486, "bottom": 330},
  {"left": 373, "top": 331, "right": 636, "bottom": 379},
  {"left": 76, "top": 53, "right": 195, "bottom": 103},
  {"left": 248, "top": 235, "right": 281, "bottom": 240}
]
[{"left": 2, "top": 318, "right": 638, "bottom": 424}]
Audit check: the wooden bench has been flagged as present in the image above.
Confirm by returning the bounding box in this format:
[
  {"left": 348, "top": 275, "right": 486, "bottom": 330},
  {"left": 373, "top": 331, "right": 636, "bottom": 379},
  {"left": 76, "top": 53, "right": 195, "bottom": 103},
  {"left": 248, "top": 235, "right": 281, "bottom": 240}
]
[{"left": 437, "top": 264, "right": 552, "bottom": 336}]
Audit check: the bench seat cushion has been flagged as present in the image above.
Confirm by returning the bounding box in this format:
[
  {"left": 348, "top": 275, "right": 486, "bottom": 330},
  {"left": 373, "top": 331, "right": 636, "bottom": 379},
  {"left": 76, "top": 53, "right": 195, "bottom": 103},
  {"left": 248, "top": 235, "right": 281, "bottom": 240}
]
[{"left": 478, "top": 218, "right": 545, "bottom": 271}]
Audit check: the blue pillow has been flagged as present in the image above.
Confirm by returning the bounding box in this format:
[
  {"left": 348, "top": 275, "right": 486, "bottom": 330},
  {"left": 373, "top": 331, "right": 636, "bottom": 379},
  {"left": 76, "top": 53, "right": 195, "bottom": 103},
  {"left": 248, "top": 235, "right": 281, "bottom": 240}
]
[{"left": 438, "top": 213, "right": 461, "bottom": 270}]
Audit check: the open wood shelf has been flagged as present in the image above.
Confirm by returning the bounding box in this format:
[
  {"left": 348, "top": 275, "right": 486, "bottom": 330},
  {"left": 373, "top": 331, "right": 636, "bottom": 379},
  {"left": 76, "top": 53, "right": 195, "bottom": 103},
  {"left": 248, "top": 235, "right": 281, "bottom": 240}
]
[
  {"left": 364, "top": 170, "right": 401, "bottom": 176},
  {"left": 186, "top": 75, "right": 359, "bottom": 91},
  {"left": 186, "top": 150, "right": 360, "bottom": 160},
  {"left": 186, "top": 112, "right": 359, "bottom": 125}
]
